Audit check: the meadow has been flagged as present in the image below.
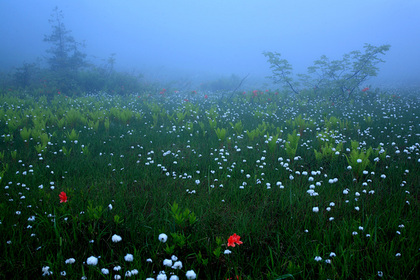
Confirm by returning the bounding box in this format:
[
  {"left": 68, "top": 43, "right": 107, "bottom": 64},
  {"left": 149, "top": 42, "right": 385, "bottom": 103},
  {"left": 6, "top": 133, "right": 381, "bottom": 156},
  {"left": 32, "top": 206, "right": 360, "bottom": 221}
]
[{"left": 0, "top": 88, "right": 419, "bottom": 279}]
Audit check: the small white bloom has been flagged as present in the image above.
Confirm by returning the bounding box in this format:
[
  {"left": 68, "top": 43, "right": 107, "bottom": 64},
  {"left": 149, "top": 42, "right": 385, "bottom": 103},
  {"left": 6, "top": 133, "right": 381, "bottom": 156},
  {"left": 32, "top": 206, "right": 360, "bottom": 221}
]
[
  {"left": 112, "top": 234, "right": 122, "bottom": 243},
  {"left": 224, "top": 249, "right": 232, "bottom": 254},
  {"left": 158, "top": 233, "right": 168, "bottom": 243},
  {"left": 314, "top": 256, "right": 322, "bottom": 262},
  {"left": 172, "top": 261, "right": 183, "bottom": 269},
  {"left": 329, "top": 252, "right": 336, "bottom": 257},
  {"left": 113, "top": 266, "right": 121, "bottom": 271},
  {"left": 125, "top": 271, "right": 132, "bottom": 277},
  {"left": 357, "top": 159, "right": 362, "bottom": 163},
  {"left": 101, "top": 268, "right": 109, "bottom": 275},
  {"left": 157, "top": 271, "right": 167, "bottom": 280},
  {"left": 163, "top": 259, "right": 173, "bottom": 267},
  {"left": 131, "top": 269, "right": 138, "bottom": 275},
  {"left": 186, "top": 270, "right": 197, "bottom": 279},
  {"left": 312, "top": 207, "right": 319, "bottom": 213},
  {"left": 61, "top": 271, "right": 66, "bottom": 276},
  {"left": 169, "top": 276, "right": 179, "bottom": 280},
  {"left": 354, "top": 206, "right": 360, "bottom": 211},
  {"left": 124, "top": 253, "right": 134, "bottom": 262},
  {"left": 378, "top": 271, "right": 383, "bottom": 277},
  {"left": 86, "top": 256, "right": 98, "bottom": 266},
  {"left": 65, "top": 258, "right": 76, "bottom": 264}
]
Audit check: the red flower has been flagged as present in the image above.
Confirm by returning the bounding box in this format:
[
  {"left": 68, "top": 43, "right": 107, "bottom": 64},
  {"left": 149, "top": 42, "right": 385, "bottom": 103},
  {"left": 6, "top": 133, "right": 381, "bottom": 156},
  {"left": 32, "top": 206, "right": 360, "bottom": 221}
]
[
  {"left": 362, "top": 87, "right": 369, "bottom": 92},
  {"left": 227, "top": 233, "right": 243, "bottom": 247},
  {"left": 204, "top": 94, "right": 208, "bottom": 99},
  {"left": 59, "top": 192, "right": 67, "bottom": 203}
]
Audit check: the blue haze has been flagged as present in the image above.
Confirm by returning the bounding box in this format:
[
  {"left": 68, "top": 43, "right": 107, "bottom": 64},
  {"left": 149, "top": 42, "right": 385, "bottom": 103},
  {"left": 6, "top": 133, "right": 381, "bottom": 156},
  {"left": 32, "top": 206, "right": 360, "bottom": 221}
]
[{"left": 1, "top": 0, "right": 419, "bottom": 88}]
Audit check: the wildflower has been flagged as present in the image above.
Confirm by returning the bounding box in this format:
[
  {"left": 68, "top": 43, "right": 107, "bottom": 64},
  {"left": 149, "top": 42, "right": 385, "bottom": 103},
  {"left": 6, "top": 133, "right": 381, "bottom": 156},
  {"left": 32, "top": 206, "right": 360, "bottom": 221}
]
[
  {"left": 329, "top": 252, "right": 336, "bottom": 257},
  {"left": 101, "top": 268, "right": 109, "bottom": 275},
  {"left": 163, "top": 259, "right": 173, "bottom": 267},
  {"left": 172, "top": 260, "right": 183, "bottom": 269},
  {"left": 124, "top": 253, "right": 134, "bottom": 262},
  {"left": 59, "top": 192, "right": 67, "bottom": 203},
  {"left": 378, "top": 271, "right": 383, "bottom": 277},
  {"left": 114, "top": 275, "right": 121, "bottom": 280},
  {"left": 125, "top": 271, "right": 132, "bottom": 277},
  {"left": 362, "top": 87, "right": 369, "bottom": 92},
  {"left": 86, "top": 256, "right": 98, "bottom": 266},
  {"left": 357, "top": 159, "right": 362, "bottom": 163},
  {"left": 186, "top": 270, "right": 197, "bottom": 279},
  {"left": 227, "top": 233, "right": 243, "bottom": 247},
  {"left": 42, "top": 266, "right": 52, "bottom": 276},
  {"left": 169, "top": 276, "right": 179, "bottom": 280},
  {"left": 312, "top": 207, "right": 319, "bottom": 213},
  {"left": 159, "top": 233, "right": 168, "bottom": 243},
  {"left": 224, "top": 249, "right": 232, "bottom": 254},
  {"left": 61, "top": 271, "right": 66, "bottom": 276},
  {"left": 157, "top": 271, "right": 167, "bottom": 280},
  {"left": 65, "top": 258, "right": 76, "bottom": 264},
  {"left": 112, "top": 234, "right": 122, "bottom": 243},
  {"left": 314, "top": 256, "right": 322, "bottom": 262}
]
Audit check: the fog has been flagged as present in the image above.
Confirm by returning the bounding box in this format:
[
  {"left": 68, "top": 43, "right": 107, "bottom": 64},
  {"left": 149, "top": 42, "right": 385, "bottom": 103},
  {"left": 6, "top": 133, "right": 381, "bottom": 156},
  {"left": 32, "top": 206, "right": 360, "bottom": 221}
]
[{"left": 1, "top": 0, "right": 419, "bottom": 88}]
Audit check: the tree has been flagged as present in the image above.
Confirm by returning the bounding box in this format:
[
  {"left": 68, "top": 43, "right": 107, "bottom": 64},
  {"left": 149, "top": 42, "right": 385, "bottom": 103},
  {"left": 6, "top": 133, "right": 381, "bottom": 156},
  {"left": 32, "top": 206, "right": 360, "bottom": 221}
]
[
  {"left": 44, "top": 7, "right": 87, "bottom": 74},
  {"left": 264, "top": 44, "right": 391, "bottom": 98}
]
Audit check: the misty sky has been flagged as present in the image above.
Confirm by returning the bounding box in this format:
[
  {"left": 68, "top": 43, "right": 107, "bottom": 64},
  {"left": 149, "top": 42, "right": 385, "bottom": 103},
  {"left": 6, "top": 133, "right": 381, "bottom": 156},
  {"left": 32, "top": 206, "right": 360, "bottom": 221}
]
[{"left": 1, "top": 0, "right": 419, "bottom": 86}]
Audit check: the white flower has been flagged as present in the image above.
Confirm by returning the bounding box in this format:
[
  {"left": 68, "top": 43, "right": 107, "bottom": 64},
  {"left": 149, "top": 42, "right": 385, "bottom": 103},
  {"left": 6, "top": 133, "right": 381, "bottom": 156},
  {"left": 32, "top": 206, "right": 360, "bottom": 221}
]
[
  {"left": 378, "top": 271, "right": 383, "bottom": 277},
  {"left": 113, "top": 266, "right": 121, "bottom": 271},
  {"left": 112, "top": 234, "right": 122, "bottom": 243},
  {"left": 101, "top": 268, "right": 109, "bottom": 275},
  {"left": 352, "top": 231, "right": 358, "bottom": 236},
  {"left": 329, "top": 252, "right": 336, "bottom": 257},
  {"left": 158, "top": 233, "right": 168, "bottom": 243},
  {"left": 114, "top": 275, "right": 121, "bottom": 280},
  {"left": 108, "top": 204, "right": 113, "bottom": 210},
  {"left": 224, "top": 249, "right": 232, "bottom": 254},
  {"left": 354, "top": 206, "right": 360, "bottom": 211},
  {"left": 86, "top": 256, "right": 98, "bottom": 266},
  {"left": 124, "top": 253, "right": 134, "bottom": 262},
  {"left": 125, "top": 271, "right": 132, "bottom": 277},
  {"left": 186, "top": 270, "right": 197, "bottom": 279},
  {"left": 65, "top": 258, "right": 76, "bottom": 264},
  {"left": 157, "top": 271, "right": 167, "bottom": 280},
  {"left": 172, "top": 261, "right": 183, "bottom": 269},
  {"left": 314, "top": 256, "right": 322, "bottom": 262},
  {"left": 357, "top": 159, "right": 362, "bottom": 163},
  {"left": 163, "top": 259, "right": 173, "bottom": 267},
  {"left": 61, "top": 271, "right": 66, "bottom": 276},
  {"left": 131, "top": 269, "right": 138, "bottom": 275},
  {"left": 169, "top": 276, "right": 179, "bottom": 280},
  {"left": 42, "top": 266, "right": 51, "bottom": 276},
  {"left": 146, "top": 258, "right": 153, "bottom": 263},
  {"left": 312, "top": 207, "right": 319, "bottom": 213}
]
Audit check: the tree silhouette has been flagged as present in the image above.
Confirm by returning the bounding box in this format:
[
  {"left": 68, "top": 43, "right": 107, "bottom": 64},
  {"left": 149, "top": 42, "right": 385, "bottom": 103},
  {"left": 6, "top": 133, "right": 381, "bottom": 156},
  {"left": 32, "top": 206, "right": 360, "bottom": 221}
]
[{"left": 44, "top": 7, "right": 86, "bottom": 74}]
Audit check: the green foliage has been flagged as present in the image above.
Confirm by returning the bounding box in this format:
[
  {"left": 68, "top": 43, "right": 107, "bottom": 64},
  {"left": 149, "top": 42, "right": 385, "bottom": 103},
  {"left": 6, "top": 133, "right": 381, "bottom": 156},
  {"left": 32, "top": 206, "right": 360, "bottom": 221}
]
[
  {"left": 345, "top": 141, "right": 373, "bottom": 178},
  {"left": 230, "top": 120, "right": 243, "bottom": 135},
  {"left": 285, "top": 130, "right": 300, "bottom": 159},
  {"left": 215, "top": 127, "right": 227, "bottom": 142}
]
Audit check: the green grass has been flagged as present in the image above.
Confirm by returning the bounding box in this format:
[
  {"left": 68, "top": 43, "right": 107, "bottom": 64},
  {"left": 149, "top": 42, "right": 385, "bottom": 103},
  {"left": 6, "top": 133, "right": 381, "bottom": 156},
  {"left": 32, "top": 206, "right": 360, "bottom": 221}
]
[{"left": 0, "top": 90, "right": 419, "bottom": 279}]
